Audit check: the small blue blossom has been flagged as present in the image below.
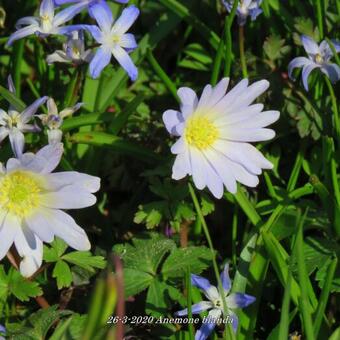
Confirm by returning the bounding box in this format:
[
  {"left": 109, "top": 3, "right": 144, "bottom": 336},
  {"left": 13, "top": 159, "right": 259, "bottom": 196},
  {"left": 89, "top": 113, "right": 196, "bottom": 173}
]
[
  {"left": 222, "top": 0, "right": 262, "bottom": 26},
  {"left": 84, "top": 4, "right": 139, "bottom": 80},
  {"left": 7, "top": 0, "right": 85, "bottom": 46},
  {"left": 288, "top": 35, "right": 340, "bottom": 91},
  {"left": 0, "top": 76, "right": 47, "bottom": 157},
  {"left": 175, "top": 264, "right": 255, "bottom": 339},
  {"left": 54, "top": 0, "right": 128, "bottom": 18},
  {"left": 0, "top": 324, "right": 5, "bottom": 340},
  {"left": 46, "top": 30, "right": 93, "bottom": 65}
]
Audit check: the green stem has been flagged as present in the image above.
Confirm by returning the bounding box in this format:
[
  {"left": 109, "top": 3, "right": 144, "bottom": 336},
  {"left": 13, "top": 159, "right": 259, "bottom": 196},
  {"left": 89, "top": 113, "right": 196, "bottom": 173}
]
[
  {"left": 239, "top": 25, "right": 248, "bottom": 78},
  {"left": 146, "top": 48, "right": 179, "bottom": 102},
  {"left": 313, "top": 257, "right": 337, "bottom": 337},
  {"left": 315, "top": 0, "right": 324, "bottom": 39},
  {"left": 224, "top": 0, "right": 239, "bottom": 77},
  {"left": 189, "top": 183, "right": 235, "bottom": 340},
  {"left": 295, "top": 211, "right": 315, "bottom": 340},
  {"left": 211, "top": 17, "right": 228, "bottom": 85},
  {"left": 324, "top": 76, "right": 340, "bottom": 145}
]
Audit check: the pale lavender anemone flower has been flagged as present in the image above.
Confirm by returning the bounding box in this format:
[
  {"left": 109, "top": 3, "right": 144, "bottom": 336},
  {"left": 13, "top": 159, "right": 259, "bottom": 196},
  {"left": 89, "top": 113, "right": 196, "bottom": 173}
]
[
  {"left": 222, "top": 0, "right": 262, "bottom": 26},
  {"left": 162, "top": 78, "right": 279, "bottom": 199},
  {"left": 0, "top": 143, "right": 100, "bottom": 277},
  {"left": 0, "top": 76, "right": 47, "bottom": 157},
  {"left": 7, "top": 0, "right": 85, "bottom": 46},
  {"left": 288, "top": 35, "right": 340, "bottom": 91},
  {"left": 84, "top": 4, "right": 139, "bottom": 80},
  {"left": 175, "top": 264, "right": 255, "bottom": 339}
]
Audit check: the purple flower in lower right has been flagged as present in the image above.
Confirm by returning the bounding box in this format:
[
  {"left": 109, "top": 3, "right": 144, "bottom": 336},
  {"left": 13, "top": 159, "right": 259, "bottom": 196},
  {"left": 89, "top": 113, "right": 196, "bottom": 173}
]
[{"left": 175, "top": 264, "right": 255, "bottom": 339}]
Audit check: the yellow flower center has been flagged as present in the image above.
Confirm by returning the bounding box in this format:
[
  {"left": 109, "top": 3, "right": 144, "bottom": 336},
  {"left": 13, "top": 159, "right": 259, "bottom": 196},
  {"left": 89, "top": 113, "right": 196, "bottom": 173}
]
[
  {"left": 315, "top": 53, "right": 323, "bottom": 64},
  {"left": 0, "top": 171, "right": 41, "bottom": 218},
  {"left": 185, "top": 117, "right": 219, "bottom": 149},
  {"left": 112, "top": 34, "right": 121, "bottom": 44}
]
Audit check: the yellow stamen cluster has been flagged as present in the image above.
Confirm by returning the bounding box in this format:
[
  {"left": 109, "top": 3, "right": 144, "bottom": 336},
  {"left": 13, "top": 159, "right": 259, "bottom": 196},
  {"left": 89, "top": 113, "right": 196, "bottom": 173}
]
[
  {"left": 0, "top": 171, "right": 41, "bottom": 218},
  {"left": 185, "top": 117, "right": 219, "bottom": 149},
  {"left": 315, "top": 53, "right": 323, "bottom": 64}
]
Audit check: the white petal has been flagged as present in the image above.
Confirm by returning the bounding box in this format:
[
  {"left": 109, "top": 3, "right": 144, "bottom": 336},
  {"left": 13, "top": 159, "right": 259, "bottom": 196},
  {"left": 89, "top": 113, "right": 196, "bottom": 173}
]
[
  {"left": 190, "top": 148, "right": 207, "bottom": 190},
  {"left": 44, "top": 172, "right": 101, "bottom": 192},
  {"left": 40, "top": 186, "right": 97, "bottom": 209},
  {"left": 170, "top": 137, "right": 186, "bottom": 154},
  {"left": 35, "top": 143, "right": 64, "bottom": 173},
  {"left": 195, "top": 84, "right": 213, "bottom": 113},
  {"left": 208, "top": 77, "right": 230, "bottom": 107},
  {"left": 162, "top": 109, "right": 184, "bottom": 136},
  {"left": 0, "top": 212, "right": 18, "bottom": 260},
  {"left": 220, "top": 127, "right": 276, "bottom": 142},
  {"left": 47, "top": 129, "right": 63, "bottom": 144},
  {"left": 201, "top": 149, "right": 237, "bottom": 193},
  {"left": 172, "top": 149, "right": 191, "bottom": 180},
  {"left": 226, "top": 110, "right": 280, "bottom": 129},
  {"left": 177, "top": 87, "right": 198, "bottom": 118},
  {"left": 47, "top": 98, "right": 58, "bottom": 115},
  {"left": 41, "top": 208, "right": 90, "bottom": 250},
  {"left": 214, "top": 104, "right": 264, "bottom": 125},
  {"left": 25, "top": 212, "right": 55, "bottom": 242},
  {"left": 14, "top": 227, "right": 43, "bottom": 277}
]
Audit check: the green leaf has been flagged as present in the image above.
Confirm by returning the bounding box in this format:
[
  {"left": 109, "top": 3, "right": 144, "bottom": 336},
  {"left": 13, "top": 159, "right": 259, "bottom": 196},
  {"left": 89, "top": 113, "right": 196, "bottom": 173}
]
[
  {"left": 53, "top": 261, "right": 73, "bottom": 289},
  {"left": 263, "top": 34, "right": 291, "bottom": 60},
  {"left": 0, "top": 266, "right": 42, "bottom": 302},
  {"left": 62, "top": 251, "right": 106, "bottom": 273},
  {"left": 69, "top": 131, "right": 162, "bottom": 164},
  {"left": 161, "top": 246, "right": 213, "bottom": 278},
  {"left": 113, "top": 233, "right": 176, "bottom": 275},
  {"left": 43, "top": 238, "right": 68, "bottom": 262},
  {"left": 123, "top": 268, "right": 154, "bottom": 297},
  {"left": 145, "top": 279, "right": 169, "bottom": 317},
  {"left": 0, "top": 84, "right": 25, "bottom": 111}
]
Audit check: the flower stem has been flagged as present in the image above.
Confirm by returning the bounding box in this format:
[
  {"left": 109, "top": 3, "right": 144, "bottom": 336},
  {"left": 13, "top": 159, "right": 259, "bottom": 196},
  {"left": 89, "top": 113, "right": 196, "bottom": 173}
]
[
  {"left": 315, "top": 0, "right": 324, "bottom": 39},
  {"left": 324, "top": 76, "right": 340, "bottom": 145},
  {"left": 224, "top": 0, "right": 239, "bottom": 77},
  {"left": 239, "top": 25, "right": 248, "bottom": 78},
  {"left": 188, "top": 183, "right": 235, "bottom": 340}
]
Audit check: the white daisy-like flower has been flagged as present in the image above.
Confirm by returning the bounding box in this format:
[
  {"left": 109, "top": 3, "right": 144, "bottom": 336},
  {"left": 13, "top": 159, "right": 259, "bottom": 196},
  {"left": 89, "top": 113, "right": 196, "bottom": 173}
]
[
  {"left": 162, "top": 78, "right": 279, "bottom": 199},
  {"left": 0, "top": 143, "right": 100, "bottom": 277}
]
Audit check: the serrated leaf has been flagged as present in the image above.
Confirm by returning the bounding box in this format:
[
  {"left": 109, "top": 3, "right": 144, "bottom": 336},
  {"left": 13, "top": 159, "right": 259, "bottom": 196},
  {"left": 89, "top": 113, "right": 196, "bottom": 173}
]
[
  {"left": 124, "top": 268, "right": 154, "bottom": 297},
  {"left": 145, "top": 279, "right": 169, "bottom": 317},
  {"left": 161, "top": 246, "right": 213, "bottom": 278},
  {"left": 53, "top": 261, "right": 73, "bottom": 289},
  {"left": 113, "top": 233, "right": 176, "bottom": 275},
  {"left": 61, "top": 251, "right": 106, "bottom": 273},
  {"left": 3, "top": 267, "right": 42, "bottom": 301},
  {"left": 43, "top": 238, "right": 68, "bottom": 262}
]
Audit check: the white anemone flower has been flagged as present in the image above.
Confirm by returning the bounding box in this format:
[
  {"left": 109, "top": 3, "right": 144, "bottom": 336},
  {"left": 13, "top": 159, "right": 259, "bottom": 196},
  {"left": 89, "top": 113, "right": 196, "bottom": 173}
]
[
  {"left": 0, "top": 143, "right": 100, "bottom": 277},
  {"left": 38, "top": 97, "right": 82, "bottom": 144},
  {"left": 162, "top": 78, "right": 279, "bottom": 199}
]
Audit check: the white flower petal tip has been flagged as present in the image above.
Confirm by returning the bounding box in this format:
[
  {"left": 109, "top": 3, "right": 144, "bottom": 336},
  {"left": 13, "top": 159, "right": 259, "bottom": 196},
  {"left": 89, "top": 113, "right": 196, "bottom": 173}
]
[
  {"left": 0, "top": 144, "right": 100, "bottom": 276},
  {"left": 163, "top": 78, "right": 279, "bottom": 198}
]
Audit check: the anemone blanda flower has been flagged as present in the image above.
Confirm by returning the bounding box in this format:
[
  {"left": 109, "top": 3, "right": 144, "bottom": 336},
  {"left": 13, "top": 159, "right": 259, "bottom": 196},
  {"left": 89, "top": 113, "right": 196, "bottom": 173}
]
[
  {"left": 84, "top": 4, "right": 139, "bottom": 80},
  {"left": 0, "top": 76, "right": 47, "bottom": 157},
  {"left": 7, "top": 0, "right": 85, "bottom": 46},
  {"left": 162, "top": 78, "right": 279, "bottom": 199},
  {"left": 288, "top": 35, "right": 340, "bottom": 91},
  {"left": 222, "top": 0, "right": 262, "bottom": 26},
  {"left": 0, "top": 143, "right": 100, "bottom": 277},
  {"left": 175, "top": 264, "right": 255, "bottom": 339},
  {"left": 46, "top": 30, "right": 93, "bottom": 65},
  {"left": 37, "top": 97, "right": 82, "bottom": 144}
]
